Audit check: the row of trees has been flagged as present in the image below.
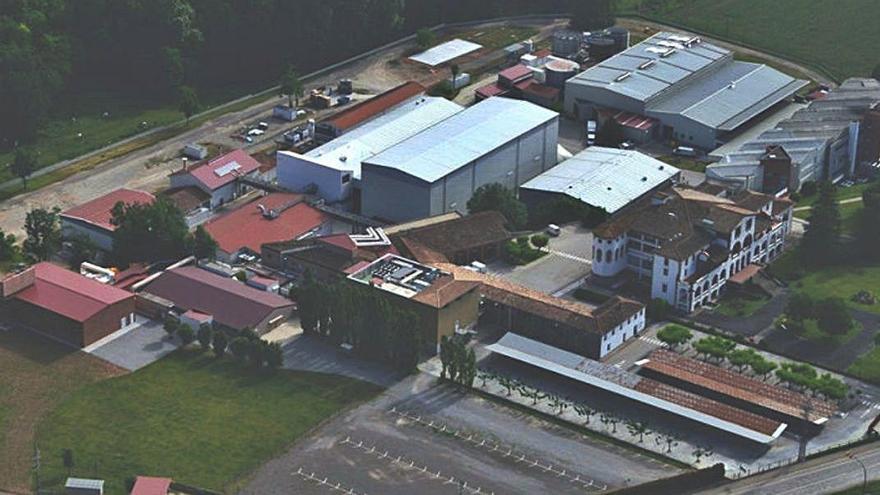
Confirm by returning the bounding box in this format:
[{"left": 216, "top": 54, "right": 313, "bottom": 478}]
[
  {"left": 3, "top": 0, "right": 584, "bottom": 144},
  {"left": 785, "top": 293, "right": 854, "bottom": 336},
  {"left": 165, "top": 317, "right": 283, "bottom": 369},
  {"left": 439, "top": 335, "right": 477, "bottom": 386},
  {"left": 297, "top": 273, "right": 424, "bottom": 372}
]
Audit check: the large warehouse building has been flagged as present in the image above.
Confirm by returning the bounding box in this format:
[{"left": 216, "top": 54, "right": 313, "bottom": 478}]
[
  {"left": 707, "top": 78, "right": 880, "bottom": 192},
  {"left": 564, "top": 32, "right": 807, "bottom": 150},
  {"left": 360, "top": 97, "right": 559, "bottom": 223},
  {"left": 277, "top": 95, "right": 462, "bottom": 202},
  {"left": 520, "top": 147, "right": 681, "bottom": 215}
]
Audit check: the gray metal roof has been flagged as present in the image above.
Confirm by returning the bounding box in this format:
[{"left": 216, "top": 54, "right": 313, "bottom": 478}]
[
  {"left": 707, "top": 78, "right": 880, "bottom": 183},
  {"left": 65, "top": 478, "right": 105, "bottom": 490},
  {"left": 305, "top": 96, "right": 462, "bottom": 178},
  {"left": 567, "top": 32, "right": 730, "bottom": 102},
  {"left": 409, "top": 39, "right": 482, "bottom": 66},
  {"left": 521, "top": 147, "right": 680, "bottom": 213},
  {"left": 364, "top": 97, "right": 558, "bottom": 183},
  {"left": 486, "top": 333, "right": 785, "bottom": 444}
]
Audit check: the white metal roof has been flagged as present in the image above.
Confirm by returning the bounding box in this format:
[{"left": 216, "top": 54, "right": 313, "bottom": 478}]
[
  {"left": 364, "top": 97, "right": 558, "bottom": 183},
  {"left": 521, "top": 147, "right": 680, "bottom": 213},
  {"left": 305, "top": 96, "right": 463, "bottom": 179},
  {"left": 65, "top": 478, "right": 105, "bottom": 490},
  {"left": 409, "top": 38, "right": 482, "bottom": 67},
  {"left": 486, "top": 333, "right": 786, "bottom": 444}
]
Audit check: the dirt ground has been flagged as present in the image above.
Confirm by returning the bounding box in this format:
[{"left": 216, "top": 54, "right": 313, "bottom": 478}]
[{"left": 0, "top": 327, "right": 125, "bottom": 494}]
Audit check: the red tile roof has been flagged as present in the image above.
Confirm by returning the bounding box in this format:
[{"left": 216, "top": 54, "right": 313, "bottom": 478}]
[
  {"left": 143, "top": 266, "right": 294, "bottom": 330},
  {"left": 614, "top": 111, "right": 658, "bottom": 131},
  {"left": 204, "top": 193, "right": 327, "bottom": 255},
  {"left": 325, "top": 81, "right": 425, "bottom": 131},
  {"left": 185, "top": 149, "right": 262, "bottom": 191},
  {"left": 533, "top": 48, "right": 552, "bottom": 58},
  {"left": 476, "top": 83, "right": 509, "bottom": 99},
  {"left": 499, "top": 64, "right": 533, "bottom": 83},
  {"left": 61, "top": 188, "right": 155, "bottom": 232},
  {"left": 12, "top": 262, "right": 134, "bottom": 322},
  {"left": 130, "top": 476, "right": 172, "bottom": 495}
]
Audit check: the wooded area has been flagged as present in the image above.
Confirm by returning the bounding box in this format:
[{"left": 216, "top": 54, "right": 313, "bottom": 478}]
[{"left": 0, "top": 0, "right": 574, "bottom": 147}]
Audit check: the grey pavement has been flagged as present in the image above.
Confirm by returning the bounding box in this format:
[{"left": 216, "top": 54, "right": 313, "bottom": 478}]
[
  {"left": 281, "top": 334, "right": 402, "bottom": 387},
  {"left": 240, "top": 373, "right": 676, "bottom": 495},
  {"left": 86, "top": 319, "right": 178, "bottom": 371},
  {"left": 693, "top": 292, "right": 790, "bottom": 338}
]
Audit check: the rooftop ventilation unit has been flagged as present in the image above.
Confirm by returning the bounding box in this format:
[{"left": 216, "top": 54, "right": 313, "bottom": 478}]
[
  {"left": 614, "top": 72, "right": 632, "bottom": 82},
  {"left": 349, "top": 227, "right": 391, "bottom": 247},
  {"left": 656, "top": 40, "right": 684, "bottom": 50},
  {"left": 638, "top": 60, "right": 656, "bottom": 70},
  {"left": 660, "top": 49, "right": 676, "bottom": 58}
]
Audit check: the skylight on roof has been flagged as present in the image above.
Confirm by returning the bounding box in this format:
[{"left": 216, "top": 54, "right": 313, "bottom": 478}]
[{"left": 214, "top": 161, "right": 241, "bottom": 177}]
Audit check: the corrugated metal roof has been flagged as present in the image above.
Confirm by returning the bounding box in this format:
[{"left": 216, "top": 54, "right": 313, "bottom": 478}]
[
  {"left": 364, "top": 97, "right": 557, "bottom": 183},
  {"left": 65, "top": 478, "right": 105, "bottom": 490},
  {"left": 61, "top": 188, "right": 155, "bottom": 232},
  {"left": 305, "top": 96, "right": 462, "bottom": 178},
  {"left": 486, "top": 333, "right": 786, "bottom": 444},
  {"left": 409, "top": 39, "right": 482, "bottom": 66},
  {"left": 521, "top": 147, "right": 680, "bottom": 213}
]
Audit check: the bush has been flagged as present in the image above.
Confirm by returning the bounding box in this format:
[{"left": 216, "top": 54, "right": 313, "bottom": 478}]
[
  {"left": 163, "top": 316, "right": 178, "bottom": 337},
  {"left": 656, "top": 324, "right": 693, "bottom": 348},
  {"left": 177, "top": 325, "right": 194, "bottom": 346},
  {"left": 212, "top": 331, "right": 228, "bottom": 358},
  {"left": 230, "top": 336, "right": 250, "bottom": 361},
  {"left": 530, "top": 234, "right": 549, "bottom": 248},
  {"left": 197, "top": 324, "right": 213, "bottom": 350},
  {"left": 503, "top": 240, "right": 546, "bottom": 265}
]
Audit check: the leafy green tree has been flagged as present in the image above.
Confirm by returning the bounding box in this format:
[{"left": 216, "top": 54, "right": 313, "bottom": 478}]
[
  {"left": 750, "top": 356, "right": 777, "bottom": 380},
  {"left": 415, "top": 27, "right": 435, "bottom": 49},
  {"left": 212, "top": 330, "right": 228, "bottom": 358},
  {"left": 66, "top": 235, "right": 98, "bottom": 269},
  {"left": 530, "top": 234, "right": 549, "bottom": 248},
  {"left": 177, "top": 325, "right": 194, "bottom": 345},
  {"left": 246, "top": 339, "right": 265, "bottom": 367},
  {"left": 190, "top": 225, "right": 218, "bottom": 260},
  {"left": 110, "top": 197, "right": 191, "bottom": 266},
  {"left": 178, "top": 85, "right": 200, "bottom": 124},
  {"left": 813, "top": 373, "right": 848, "bottom": 401},
  {"left": 569, "top": 0, "right": 613, "bottom": 31},
  {"left": 776, "top": 362, "right": 818, "bottom": 390},
  {"left": 197, "top": 323, "right": 213, "bottom": 350},
  {"left": 23, "top": 207, "right": 61, "bottom": 261},
  {"left": 802, "top": 181, "right": 841, "bottom": 266},
  {"left": 0, "top": 229, "right": 19, "bottom": 262},
  {"left": 279, "top": 66, "right": 304, "bottom": 107},
  {"left": 163, "top": 316, "right": 179, "bottom": 337},
  {"left": 815, "top": 297, "right": 853, "bottom": 335},
  {"left": 467, "top": 183, "right": 528, "bottom": 230},
  {"left": 11, "top": 148, "right": 37, "bottom": 190},
  {"left": 626, "top": 420, "right": 650, "bottom": 443},
  {"left": 230, "top": 336, "right": 249, "bottom": 361},
  {"left": 728, "top": 348, "right": 760, "bottom": 373},
  {"left": 692, "top": 336, "right": 736, "bottom": 362},
  {"left": 596, "top": 118, "right": 624, "bottom": 148},
  {"left": 855, "top": 182, "right": 880, "bottom": 260},
  {"left": 786, "top": 293, "right": 814, "bottom": 322},
  {"left": 265, "top": 342, "right": 284, "bottom": 369},
  {"left": 656, "top": 324, "right": 692, "bottom": 349}
]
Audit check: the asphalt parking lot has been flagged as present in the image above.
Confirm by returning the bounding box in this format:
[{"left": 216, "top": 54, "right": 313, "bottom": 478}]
[
  {"left": 86, "top": 318, "right": 178, "bottom": 371},
  {"left": 492, "top": 223, "right": 592, "bottom": 296},
  {"left": 241, "top": 374, "right": 676, "bottom": 495}
]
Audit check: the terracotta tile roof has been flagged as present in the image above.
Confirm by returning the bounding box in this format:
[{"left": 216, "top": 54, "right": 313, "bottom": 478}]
[
  {"left": 61, "top": 188, "right": 155, "bottom": 232},
  {"left": 499, "top": 64, "right": 533, "bottom": 82},
  {"left": 732, "top": 190, "right": 773, "bottom": 211},
  {"left": 325, "top": 81, "right": 425, "bottom": 131},
  {"left": 162, "top": 186, "right": 210, "bottom": 213},
  {"left": 411, "top": 276, "right": 479, "bottom": 309},
  {"left": 392, "top": 211, "right": 511, "bottom": 263},
  {"left": 204, "top": 193, "right": 326, "bottom": 255},
  {"left": 476, "top": 83, "right": 509, "bottom": 99},
  {"left": 11, "top": 262, "right": 134, "bottom": 322},
  {"left": 643, "top": 349, "right": 836, "bottom": 422},
  {"left": 183, "top": 149, "right": 262, "bottom": 191},
  {"left": 143, "top": 266, "right": 293, "bottom": 330},
  {"left": 437, "top": 263, "right": 643, "bottom": 334}
]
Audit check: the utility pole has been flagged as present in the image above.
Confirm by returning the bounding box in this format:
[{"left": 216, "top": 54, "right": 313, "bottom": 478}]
[
  {"left": 847, "top": 452, "right": 868, "bottom": 494},
  {"left": 798, "top": 399, "right": 813, "bottom": 462}
]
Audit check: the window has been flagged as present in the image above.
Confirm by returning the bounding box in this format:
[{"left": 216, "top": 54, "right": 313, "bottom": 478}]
[
  {"left": 606, "top": 343, "right": 611, "bottom": 352},
  {"left": 662, "top": 267, "right": 669, "bottom": 276},
  {"left": 606, "top": 249, "right": 613, "bottom": 262},
  {"left": 341, "top": 173, "right": 351, "bottom": 184},
  {"left": 662, "top": 283, "right": 668, "bottom": 293},
  {"left": 746, "top": 218, "right": 753, "bottom": 229},
  {"left": 735, "top": 226, "right": 742, "bottom": 237},
  {"left": 663, "top": 258, "right": 669, "bottom": 266}
]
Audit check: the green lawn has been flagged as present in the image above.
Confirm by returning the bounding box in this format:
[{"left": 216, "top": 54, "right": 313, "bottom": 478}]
[
  {"left": 795, "top": 319, "right": 861, "bottom": 347},
  {"left": 786, "top": 264, "right": 880, "bottom": 315},
  {"left": 713, "top": 292, "right": 770, "bottom": 318},
  {"left": 794, "top": 202, "right": 863, "bottom": 236},
  {"left": 36, "top": 351, "right": 383, "bottom": 494},
  {"left": 848, "top": 347, "right": 880, "bottom": 384},
  {"left": 616, "top": 0, "right": 880, "bottom": 80},
  {"left": 794, "top": 181, "right": 874, "bottom": 209}
]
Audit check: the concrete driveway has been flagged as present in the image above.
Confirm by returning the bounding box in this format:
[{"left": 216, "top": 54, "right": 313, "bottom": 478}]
[{"left": 86, "top": 318, "right": 178, "bottom": 371}]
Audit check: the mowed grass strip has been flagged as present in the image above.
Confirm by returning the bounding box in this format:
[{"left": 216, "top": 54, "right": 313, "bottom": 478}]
[
  {"left": 0, "top": 329, "right": 125, "bottom": 493},
  {"left": 36, "top": 350, "right": 383, "bottom": 494}
]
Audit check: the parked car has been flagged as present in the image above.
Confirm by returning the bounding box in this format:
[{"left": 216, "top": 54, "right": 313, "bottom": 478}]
[
  {"left": 586, "top": 120, "right": 597, "bottom": 146},
  {"left": 257, "top": 121, "right": 269, "bottom": 131},
  {"left": 620, "top": 141, "right": 634, "bottom": 150},
  {"left": 546, "top": 224, "right": 561, "bottom": 237},
  {"left": 673, "top": 146, "right": 697, "bottom": 157},
  {"left": 247, "top": 128, "right": 265, "bottom": 137}
]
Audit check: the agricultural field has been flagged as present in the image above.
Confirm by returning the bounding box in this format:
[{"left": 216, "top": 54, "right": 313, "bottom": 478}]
[{"left": 616, "top": 0, "right": 880, "bottom": 81}]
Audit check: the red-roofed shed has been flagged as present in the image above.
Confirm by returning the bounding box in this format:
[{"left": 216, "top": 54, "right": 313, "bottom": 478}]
[
  {"left": 130, "top": 476, "right": 172, "bottom": 495},
  {"left": 61, "top": 188, "right": 155, "bottom": 251},
  {"left": 3, "top": 262, "right": 137, "bottom": 347},
  {"left": 169, "top": 149, "right": 264, "bottom": 209}
]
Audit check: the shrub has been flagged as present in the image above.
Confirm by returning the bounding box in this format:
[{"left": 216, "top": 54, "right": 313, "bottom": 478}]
[
  {"left": 230, "top": 336, "right": 250, "bottom": 360},
  {"left": 656, "top": 324, "right": 693, "bottom": 348},
  {"left": 163, "top": 316, "right": 178, "bottom": 337},
  {"left": 212, "top": 331, "right": 228, "bottom": 358},
  {"left": 530, "top": 234, "right": 549, "bottom": 248},
  {"left": 693, "top": 336, "right": 736, "bottom": 362},
  {"left": 197, "top": 323, "right": 213, "bottom": 350},
  {"left": 177, "top": 325, "right": 194, "bottom": 345}
]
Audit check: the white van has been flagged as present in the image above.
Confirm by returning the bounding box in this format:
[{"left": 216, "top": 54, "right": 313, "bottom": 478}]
[
  {"left": 546, "top": 224, "right": 561, "bottom": 237},
  {"left": 673, "top": 146, "right": 697, "bottom": 157}
]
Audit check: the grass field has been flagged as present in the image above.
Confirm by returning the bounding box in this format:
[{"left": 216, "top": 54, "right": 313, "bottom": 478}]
[
  {"left": 794, "top": 202, "right": 863, "bottom": 236},
  {"left": 848, "top": 347, "right": 880, "bottom": 385},
  {"left": 713, "top": 292, "right": 770, "bottom": 318},
  {"left": 786, "top": 264, "right": 880, "bottom": 315},
  {"left": 36, "top": 350, "right": 383, "bottom": 495},
  {"left": 0, "top": 329, "right": 125, "bottom": 493},
  {"left": 616, "top": 0, "right": 880, "bottom": 81},
  {"left": 796, "top": 319, "right": 861, "bottom": 348},
  {"left": 794, "top": 181, "right": 875, "bottom": 209}
]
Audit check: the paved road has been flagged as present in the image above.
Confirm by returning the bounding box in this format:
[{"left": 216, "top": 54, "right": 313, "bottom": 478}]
[
  {"left": 694, "top": 442, "right": 880, "bottom": 495},
  {"left": 86, "top": 319, "right": 179, "bottom": 371}
]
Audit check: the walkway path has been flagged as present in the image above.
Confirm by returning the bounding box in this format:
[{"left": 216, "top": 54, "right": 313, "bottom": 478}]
[{"left": 792, "top": 196, "right": 863, "bottom": 212}]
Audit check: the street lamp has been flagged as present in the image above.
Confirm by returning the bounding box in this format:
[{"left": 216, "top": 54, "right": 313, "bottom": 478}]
[{"left": 847, "top": 452, "right": 868, "bottom": 494}]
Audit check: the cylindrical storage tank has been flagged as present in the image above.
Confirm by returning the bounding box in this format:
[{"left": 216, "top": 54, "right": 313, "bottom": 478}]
[
  {"left": 591, "top": 235, "right": 627, "bottom": 277},
  {"left": 544, "top": 59, "right": 580, "bottom": 88},
  {"left": 552, "top": 30, "right": 581, "bottom": 58},
  {"left": 605, "top": 27, "right": 631, "bottom": 51},
  {"left": 588, "top": 37, "right": 617, "bottom": 62}
]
